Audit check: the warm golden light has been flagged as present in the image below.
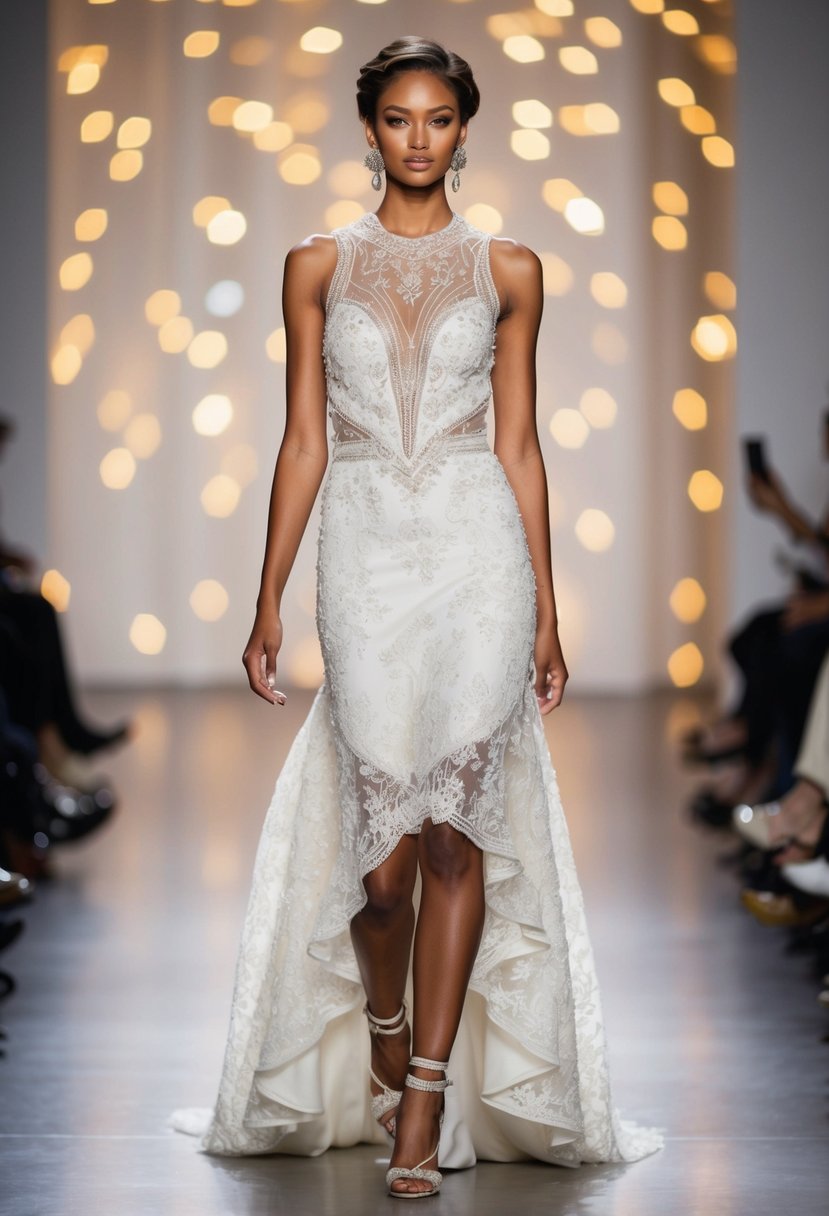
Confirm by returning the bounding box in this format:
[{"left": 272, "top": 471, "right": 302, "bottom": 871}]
[
  {"left": 510, "top": 130, "right": 550, "bottom": 160},
  {"left": 145, "top": 289, "right": 181, "bottom": 326},
  {"left": 688, "top": 469, "right": 724, "bottom": 511},
  {"left": 536, "top": 0, "right": 574, "bottom": 14},
  {"left": 158, "top": 316, "right": 193, "bottom": 353},
  {"left": 549, "top": 409, "right": 590, "bottom": 449},
  {"left": 590, "top": 273, "right": 628, "bottom": 309},
  {"left": 691, "top": 314, "right": 737, "bottom": 360},
  {"left": 539, "top": 252, "right": 574, "bottom": 296},
  {"left": 585, "top": 16, "right": 621, "bottom": 46},
  {"left": 579, "top": 388, "right": 617, "bottom": 429},
  {"left": 100, "top": 447, "right": 137, "bottom": 489},
  {"left": 265, "top": 328, "right": 286, "bottom": 363},
  {"left": 232, "top": 101, "right": 274, "bottom": 132},
  {"left": 503, "top": 35, "right": 546, "bottom": 63},
  {"left": 184, "top": 31, "right": 220, "bottom": 58},
  {"left": 109, "top": 149, "right": 143, "bottom": 181},
  {"left": 513, "top": 100, "right": 553, "bottom": 128},
  {"left": 662, "top": 9, "right": 699, "bottom": 35},
  {"left": 193, "top": 195, "right": 231, "bottom": 228},
  {"left": 59, "top": 252, "right": 93, "bottom": 290},
  {"left": 629, "top": 0, "right": 664, "bottom": 12},
  {"left": 559, "top": 105, "right": 620, "bottom": 136},
  {"left": 653, "top": 181, "right": 688, "bottom": 215},
  {"left": 680, "top": 105, "right": 716, "bottom": 135},
  {"left": 559, "top": 46, "right": 598, "bottom": 74},
  {"left": 124, "top": 414, "right": 162, "bottom": 459},
  {"left": 542, "top": 178, "right": 582, "bottom": 212},
  {"left": 575, "top": 509, "right": 615, "bottom": 552},
  {"left": 670, "top": 578, "right": 707, "bottom": 623},
  {"left": 129, "top": 613, "right": 167, "bottom": 656},
  {"left": 464, "top": 204, "right": 503, "bottom": 234},
  {"left": 278, "top": 147, "right": 323, "bottom": 186},
  {"left": 97, "top": 389, "right": 132, "bottom": 431},
  {"left": 702, "top": 136, "right": 735, "bottom": 167},
  {"left": 704, "top": 271, "right": 736, "bottom": 310},
  {"left": 564, "top": 196, "right": 605, "bottom": 234},
  {"left": 187, "top": 331, "right": 228, "bottom": 369},
  {"left": 230, "top": 37, "right": 273, "bottom": 67},
  {"left": 672, "top": 388, "right": 707, "bottom": 430},
  {"left": 283, "top": 93, "right": 330, "bottom": 135},
  {"left": 190, "top": 579, "right": 229, "bottom": 622},
  {"left": 193, "top": 394, "right": 233, "bottom": 436},
  {"left": 40, "top": 569, "right": 71, "bottom": 613},
  {"left": 658, "top": 78, "right": 695, "bottom": 107},
  {"left": 299, "top": 27, "right": 344, "bottom": 54},
  {"left": 208, "top": 97, "right": 243, "bottom": 127},
  {"left": 80, "top": 110, "right": 114, "bottom": 142},
  {"left": 695, "top": 34, "right": 737, "bottom": 74},
  {"left": 75, "top": 208, "right": 108, "bottom": 240},
  {"left": 667, "top": 642, "right": 703, "bottom": 688},
  {"left": 51, "top": 345, "right": 82, "bottom": 386},
  {"left": 206, "top": 209, "right": 247, "bottom": 244},
  {"left": 117, "top": 117, "right": 151, "bottom": 148},
  {"left": 60, "top": 313, "right": 95, "bottom": 356},
  {"left": 67, "top": 63, "right": 100, "bottom": 95},
  {"left": 201, "top": 474, "right": 241, "bottom": 517},
  {"left": 652, "top": 216, "right": 688, "bottom": 250},
  {"left": 253, "top": 121, "right": 295, "bottom": 152}
]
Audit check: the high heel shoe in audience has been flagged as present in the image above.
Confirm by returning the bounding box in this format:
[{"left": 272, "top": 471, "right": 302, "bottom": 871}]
[{"left": 739, "top": 887, "right": 829, "bottom": 927}]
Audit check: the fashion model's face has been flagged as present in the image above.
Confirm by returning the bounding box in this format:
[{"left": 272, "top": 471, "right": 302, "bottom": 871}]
[{"left": 367, "top": 69, "right": 466, "bottom": 186}]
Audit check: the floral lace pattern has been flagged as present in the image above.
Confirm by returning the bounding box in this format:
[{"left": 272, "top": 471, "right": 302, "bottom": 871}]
[{"left": 167, "top": 210, "right": 665, "bottom": 1167}]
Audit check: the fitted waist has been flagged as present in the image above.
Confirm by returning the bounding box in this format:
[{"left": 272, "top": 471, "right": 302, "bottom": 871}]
[{"left": 331, "top": 428, "right": 490, "bottom": 465}]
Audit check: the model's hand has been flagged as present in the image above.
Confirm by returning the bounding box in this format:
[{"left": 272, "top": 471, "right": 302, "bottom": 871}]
[
  {"left": 242, "top": 608, "right": 286, "bottom": 705},
  {"left": 534, "top": 620, "right": 568, "bottom": 716}
]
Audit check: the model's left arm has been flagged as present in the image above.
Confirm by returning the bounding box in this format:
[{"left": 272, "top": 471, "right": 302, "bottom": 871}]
[{"left": 489, "top": 238, "right": 568, "bottom": 716}]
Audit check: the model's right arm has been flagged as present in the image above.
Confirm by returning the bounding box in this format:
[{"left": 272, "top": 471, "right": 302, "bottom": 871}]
[{"left": 242, "top": 235, "right": 334, "bottom": 704}]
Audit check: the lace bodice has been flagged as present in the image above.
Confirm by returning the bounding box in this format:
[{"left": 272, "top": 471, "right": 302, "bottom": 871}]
[{"left": 322, "top": 211, "right": 500, "bottom": 472}]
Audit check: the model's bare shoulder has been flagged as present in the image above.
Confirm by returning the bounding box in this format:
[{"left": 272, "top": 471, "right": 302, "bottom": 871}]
[
  {"left": 283, "top": 233, "right": 338, "bottom": 309},
  {"left": 488, "top": 236, "right": 542, "bottom": 319}
]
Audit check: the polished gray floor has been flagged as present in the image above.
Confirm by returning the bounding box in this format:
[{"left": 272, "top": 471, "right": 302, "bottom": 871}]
[{"left": 1, "top": 686, "right": 827, "bottom": 1215}]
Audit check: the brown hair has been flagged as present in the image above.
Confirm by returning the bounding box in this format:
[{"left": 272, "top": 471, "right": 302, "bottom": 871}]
[{"left": 356, "top": 36, "right": 480, "bottom": 129}]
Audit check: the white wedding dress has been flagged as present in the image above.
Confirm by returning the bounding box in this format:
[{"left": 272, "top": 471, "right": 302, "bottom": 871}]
[{"left": 168, "top": 209, "right": 665, "bottom": 1168}]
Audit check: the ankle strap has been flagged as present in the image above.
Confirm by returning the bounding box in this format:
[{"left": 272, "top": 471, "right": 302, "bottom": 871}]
[
  {"left": 363, "top": 1000, "right": 407, "bottom": 1035},
  {"left": 406, "top": 1055, "right": 453, "bottom": 1092},
  {"left": 409, "top": 1055, "right": 449, "bottom": 1071}
]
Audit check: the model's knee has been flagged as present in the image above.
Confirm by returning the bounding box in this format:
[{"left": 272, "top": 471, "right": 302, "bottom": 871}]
[
  {"left": 420, "top": 822, "right": 477, "bottom": 884},
  {"left": 362, "top": 870, "right": 412, "bottom": 920}
]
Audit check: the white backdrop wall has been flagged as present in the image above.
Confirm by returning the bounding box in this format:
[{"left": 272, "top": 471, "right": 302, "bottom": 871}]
[{"left": 47, "top": 0, "right": 735, "bottom": 692}]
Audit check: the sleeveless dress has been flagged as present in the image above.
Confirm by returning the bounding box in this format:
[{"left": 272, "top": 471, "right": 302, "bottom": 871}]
[{"left": 168, "top": 210, "right": 665, "bottom": 1168}]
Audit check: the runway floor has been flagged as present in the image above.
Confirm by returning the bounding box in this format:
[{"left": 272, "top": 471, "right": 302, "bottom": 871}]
[{"left": 1, "top": 685, "right": 827, "bottom": 1215}]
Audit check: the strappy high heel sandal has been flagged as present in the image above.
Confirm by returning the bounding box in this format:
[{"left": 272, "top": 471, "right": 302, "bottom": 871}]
[
  {"left": 386, "top": 1055, "right": 452, "bottom": 1199},
  {"left": 364, "top": 999, "right": 409, "bottom": 1137}
]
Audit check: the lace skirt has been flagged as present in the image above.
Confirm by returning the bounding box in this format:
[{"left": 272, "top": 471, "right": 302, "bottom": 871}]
[{"left": 168, "top": 448, "right": 665, "bottom": 1166}]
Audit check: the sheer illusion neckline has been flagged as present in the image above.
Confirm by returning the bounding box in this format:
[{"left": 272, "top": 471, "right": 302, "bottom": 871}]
[{"left": 363, "top": 209, "right": 463, "bottom": 252}]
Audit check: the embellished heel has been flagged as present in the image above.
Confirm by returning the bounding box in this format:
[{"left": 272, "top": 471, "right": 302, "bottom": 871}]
[
  {"left": 386, "top": 1055, "right": 453, "bottom": 1199},
  {"left": 364, "top": 999, "right": 409, "bottom": 1137}
]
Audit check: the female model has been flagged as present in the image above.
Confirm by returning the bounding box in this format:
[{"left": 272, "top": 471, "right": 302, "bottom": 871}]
[{"left": 170, "top": 35, "right": 663, "bottom": 1198}]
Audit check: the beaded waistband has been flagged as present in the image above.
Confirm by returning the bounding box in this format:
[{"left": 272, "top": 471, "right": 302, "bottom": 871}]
[{"left": 331, "top": 429, "right": 490, "bottom": 464}]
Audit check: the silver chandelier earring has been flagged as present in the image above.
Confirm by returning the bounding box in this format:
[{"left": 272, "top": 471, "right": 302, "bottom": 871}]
[
  {"left": 450, "top": 144, "right": 467, "bottom": 193},
  {"left": 364, "top": 146, "right": 385, "bottom": 191}
]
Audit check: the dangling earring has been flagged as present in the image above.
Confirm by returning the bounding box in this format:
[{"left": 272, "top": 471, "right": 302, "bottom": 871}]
[
  {"left": 450, "top": 144, "right": 467, "bottom": 193},
  {"left": 364, "top": 146, "right": 385, "bottom": 191}
]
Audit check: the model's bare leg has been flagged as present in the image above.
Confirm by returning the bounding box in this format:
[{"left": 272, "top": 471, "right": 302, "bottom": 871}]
[
  {"left": 350, "top": 833, "right": 419, "bottom": 1132},
  {"left": 389, "top": 819, "right": 485, "bottom": 1195}
]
